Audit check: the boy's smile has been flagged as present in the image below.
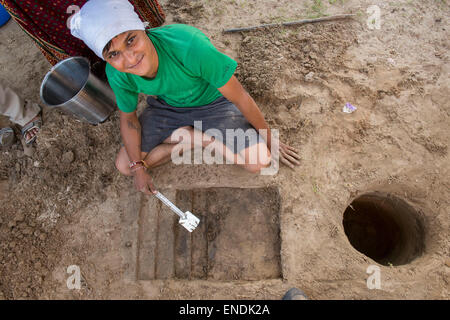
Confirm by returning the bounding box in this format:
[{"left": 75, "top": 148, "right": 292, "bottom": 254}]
[{"left": 103, "top": 30, "right": 158, "bottom": 78}]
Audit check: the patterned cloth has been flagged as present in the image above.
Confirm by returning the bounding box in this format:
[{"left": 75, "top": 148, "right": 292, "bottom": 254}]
[{"left": 0, "top": 0, "right": 165, "bottom": 66}]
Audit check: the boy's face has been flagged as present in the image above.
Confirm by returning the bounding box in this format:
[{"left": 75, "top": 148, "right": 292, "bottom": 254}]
[{"left": 103, "top": 30, "right": 156, "bottom": 77}]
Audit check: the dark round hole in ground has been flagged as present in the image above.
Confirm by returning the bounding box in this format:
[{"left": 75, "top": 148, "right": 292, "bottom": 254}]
[{"left": 343, "top": 192, "right": 425, "bottom": 266}]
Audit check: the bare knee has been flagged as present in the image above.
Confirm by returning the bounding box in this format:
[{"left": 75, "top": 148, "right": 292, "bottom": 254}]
[
  {"left": 116, "top": 147, "right": 131, "bottom": 176},
  {"left": 244, "top": 159, "right": 272, "bottom": 174},
  {"left": 241, "top": 143, "right": 272, "bottom": 174}
]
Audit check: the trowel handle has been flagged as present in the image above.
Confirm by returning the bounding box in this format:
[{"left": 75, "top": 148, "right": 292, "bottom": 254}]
[{"left": 154, "top": 192, "right": 186, "bottom": 219}]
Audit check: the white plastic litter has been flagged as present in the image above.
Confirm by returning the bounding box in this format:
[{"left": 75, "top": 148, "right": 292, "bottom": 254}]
[{"left": 343, "top": 102, "right": 357, "bottom": 114}]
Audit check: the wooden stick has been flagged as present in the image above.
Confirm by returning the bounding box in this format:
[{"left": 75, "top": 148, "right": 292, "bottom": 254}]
[{"left": 223, "top": 14, "right": 356, "bottom": 34}]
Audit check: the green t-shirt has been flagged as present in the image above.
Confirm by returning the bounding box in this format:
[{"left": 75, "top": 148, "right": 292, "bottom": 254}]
[{"left": 106, "top": 24, "right": 238, "bottom": 113}]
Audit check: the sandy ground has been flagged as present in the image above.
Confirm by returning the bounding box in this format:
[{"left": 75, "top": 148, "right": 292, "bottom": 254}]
[{"left": 0, "top": 0, "right": 449, "bottom": 300}]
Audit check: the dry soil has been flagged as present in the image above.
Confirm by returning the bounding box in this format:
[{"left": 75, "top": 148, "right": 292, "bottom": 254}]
[{"left": 0, "top": 0, "right": 449, "bottom": 300}]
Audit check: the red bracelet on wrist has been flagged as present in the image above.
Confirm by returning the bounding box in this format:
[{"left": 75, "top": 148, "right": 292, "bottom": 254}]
[{"left": 129, "top": 160, "right": 148, "bottom": 169}]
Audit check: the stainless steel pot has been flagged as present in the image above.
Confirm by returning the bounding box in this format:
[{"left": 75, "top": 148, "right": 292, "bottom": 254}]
[{"left": 40, "top": 57, "right": 116, "bottom": 124}]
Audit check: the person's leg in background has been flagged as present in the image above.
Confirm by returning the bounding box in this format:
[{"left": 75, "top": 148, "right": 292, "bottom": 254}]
[{"left": 0, "top": 82, "right": 41, "bottom": 147}]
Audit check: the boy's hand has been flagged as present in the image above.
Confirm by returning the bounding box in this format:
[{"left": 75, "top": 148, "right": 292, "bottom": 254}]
[
  {"left": 279, "top": 142, "right": 301, "bottom": 169},
  {"left": 133, "top": 168, "right": 157, "bottom": 195}
]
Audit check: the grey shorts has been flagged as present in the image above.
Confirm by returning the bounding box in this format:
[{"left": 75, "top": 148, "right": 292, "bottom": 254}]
[{"left": 139, "top": 96, "right": 262, "bottom": 154}]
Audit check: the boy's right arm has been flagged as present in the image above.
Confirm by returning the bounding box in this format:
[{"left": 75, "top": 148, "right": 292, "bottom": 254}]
[{"left": 119, "top": 110, "right": 157, "bottom": 194}]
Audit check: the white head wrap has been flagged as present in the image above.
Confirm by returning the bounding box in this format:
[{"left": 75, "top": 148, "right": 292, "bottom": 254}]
[{"left": 70, "top": 0, "right": 147, "bottom": 59}]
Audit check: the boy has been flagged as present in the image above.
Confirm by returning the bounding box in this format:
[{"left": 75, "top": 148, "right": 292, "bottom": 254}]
[{"left": 71, "top": 0, "right": 300, "bottom": 194}]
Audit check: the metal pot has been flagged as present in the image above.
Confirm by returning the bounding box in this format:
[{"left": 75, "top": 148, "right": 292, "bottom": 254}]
[{"left": 40, "top": 57, "right": 116, "bottom": 124}]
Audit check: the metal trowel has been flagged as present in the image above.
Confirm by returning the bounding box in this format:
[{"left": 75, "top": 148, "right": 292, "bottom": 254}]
[{"left": 154, "top": 191, "right": 200, "bottom": 232}]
